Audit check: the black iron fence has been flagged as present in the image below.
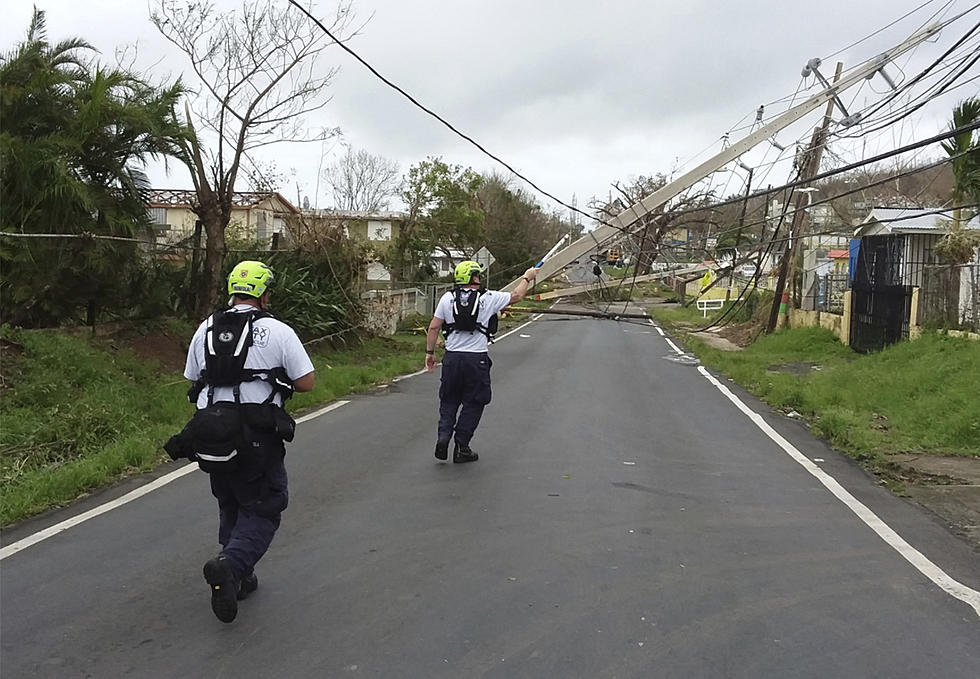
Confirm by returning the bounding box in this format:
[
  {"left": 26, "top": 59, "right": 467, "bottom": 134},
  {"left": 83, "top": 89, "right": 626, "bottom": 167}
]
[{"left": 850, "top": 283, "right": 914, "bottom": 353}]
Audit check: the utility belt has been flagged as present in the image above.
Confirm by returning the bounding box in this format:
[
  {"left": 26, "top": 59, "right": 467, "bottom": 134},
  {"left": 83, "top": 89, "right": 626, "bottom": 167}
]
[{"left": 165, "top": 402, "right": 296, "bottom": 474}]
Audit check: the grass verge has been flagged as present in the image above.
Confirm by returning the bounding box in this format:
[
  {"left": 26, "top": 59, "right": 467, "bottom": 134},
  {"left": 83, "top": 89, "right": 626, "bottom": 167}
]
[
  {"left": 0, "top": 325, "right": 427, "bottom": 527},
  {"left": 647, "top": 317, "right": 980, "bottom": 480}
]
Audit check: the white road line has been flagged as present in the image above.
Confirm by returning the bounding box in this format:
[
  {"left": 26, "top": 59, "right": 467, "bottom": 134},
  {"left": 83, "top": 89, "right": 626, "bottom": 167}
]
[
  {"left": 0, "top": 464, "right": 198, "bottom": 560},
  {"left": 294, "top": 399, "right": 350, "bottom": 424},
  {"left": 5, "top": 302, "right": 558, "bottom": 558},
  {"left": 1, "top": 400, "right": 352, "bottom": 560},
  {"left": 391, "top": 368, "right": 429, "bottom": 383},
  {"left": 646, "top": 317, "right": 666, "bottom": 336},
  {"left": 664, "top": 338, "right": 686, "bottom": 355},
  {"left": 696, "top": 365, "right": 980, "bottom": 618}
]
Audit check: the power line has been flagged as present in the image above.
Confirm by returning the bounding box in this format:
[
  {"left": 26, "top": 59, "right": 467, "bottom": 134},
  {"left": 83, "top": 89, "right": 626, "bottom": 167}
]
[
  {"left": 654, "top": 119, "right": 980, "bottom": 224},
  {"left": 284, "top": 0, "right": 598, "bottom": 227},
  {"left": 689, "top": 147, "right": 974, "bottom": 247},
  {"left": 822, "top": 0, "right": 950, "bottom": 60}
]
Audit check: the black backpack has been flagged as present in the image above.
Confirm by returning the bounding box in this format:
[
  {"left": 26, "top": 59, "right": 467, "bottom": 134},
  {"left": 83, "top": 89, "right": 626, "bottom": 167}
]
[
  {"left": 443, "top": 289, "right": 498, "bottom": 341},
  {"left": 175, "top": 308, "right": 296, "bottom": 473},
  {"left": 188, "top": 308, "right": 294, "bottom": 406}
]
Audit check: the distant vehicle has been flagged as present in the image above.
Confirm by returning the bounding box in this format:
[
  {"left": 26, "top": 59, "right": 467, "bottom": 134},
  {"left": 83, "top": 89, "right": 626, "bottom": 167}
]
[{"left": 607, "top": 249, "right": 623, "bottom": 267}]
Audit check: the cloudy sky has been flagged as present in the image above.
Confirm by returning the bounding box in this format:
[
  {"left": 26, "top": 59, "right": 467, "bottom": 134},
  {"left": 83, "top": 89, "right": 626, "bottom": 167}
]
[{"left": 4, "top": 0, "right": 978, "bottom": 217}]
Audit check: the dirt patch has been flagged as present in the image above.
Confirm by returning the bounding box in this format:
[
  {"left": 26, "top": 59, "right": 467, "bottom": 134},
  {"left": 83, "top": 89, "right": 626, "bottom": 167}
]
[
  {"left": 696, "top": 329, "right": 743, "bottom": 352},
  {"left": 101, "top": 324, "right": 191, "bottom": 373},
  {"left": 888, "top": 454, "right": 980, "bottom": 485},
  {"left": 886, "top": 454, "right": 980, "bottom": 550},
  {"left": 719, "top": 320, "right": 765, "bottom": 347},
  {"left": 766, "top": 361, "right": 824, "bottom": 376}
]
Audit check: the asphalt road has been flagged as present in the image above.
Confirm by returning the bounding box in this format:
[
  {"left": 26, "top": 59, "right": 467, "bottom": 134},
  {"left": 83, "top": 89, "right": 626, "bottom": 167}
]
[{"left": 3, "top": 312, "right": 979, "bottom": 678}]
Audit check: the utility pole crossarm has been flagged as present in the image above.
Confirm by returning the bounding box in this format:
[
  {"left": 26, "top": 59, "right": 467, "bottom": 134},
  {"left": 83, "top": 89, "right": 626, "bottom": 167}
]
[{"left": 501, "top": 22, "right": 941, "bottom": 292}]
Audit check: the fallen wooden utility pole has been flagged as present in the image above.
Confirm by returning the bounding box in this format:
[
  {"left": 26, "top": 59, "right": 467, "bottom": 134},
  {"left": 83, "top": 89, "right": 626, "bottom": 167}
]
[
  {"left": 504, "top": 306, "right": 653, "bottom": 320},
  {"left": 525, "top": 264, "right": 713, "bottom": 301},
  {"left": 501, "top": 23, "right": 940, "bottom": 293}
]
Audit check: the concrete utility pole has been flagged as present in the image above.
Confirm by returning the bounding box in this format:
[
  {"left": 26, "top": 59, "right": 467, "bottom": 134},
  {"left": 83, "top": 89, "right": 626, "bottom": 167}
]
[
  {"left": 501, "top": 23, "right": 940, "bottom": 293},
  {"left": 766, "top": 62, "right": 843, "bottom": 334}
]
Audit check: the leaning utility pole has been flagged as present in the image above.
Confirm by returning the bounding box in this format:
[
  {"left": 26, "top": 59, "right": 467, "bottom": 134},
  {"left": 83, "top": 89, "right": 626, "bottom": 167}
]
[
  {"left": 502, "top": 23, "right": 940, "bottom": 293},
  {"left": 766, "top": 62, "right": 842, "bottom": 333}
]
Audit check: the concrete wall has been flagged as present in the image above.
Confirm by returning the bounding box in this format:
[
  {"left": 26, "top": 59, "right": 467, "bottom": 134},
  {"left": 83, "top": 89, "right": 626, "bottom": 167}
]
[
  {"left": 787, "top": 288, "right": 979, "bottom": 348},
  {"left": 360, "top": 287, "right": 429, "bottom": 336},
  {"left": 788, "top": 308, "right": 844, "bottom": 340}
]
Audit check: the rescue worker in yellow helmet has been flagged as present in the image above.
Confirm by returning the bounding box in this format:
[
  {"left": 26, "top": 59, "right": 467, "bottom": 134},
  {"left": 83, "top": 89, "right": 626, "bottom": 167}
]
[
  {"left": 424, "top": 260, "right": 537, "bottom": 462},
  {"left": 168, "top": 260, "right": 315, "bottom": 623}
]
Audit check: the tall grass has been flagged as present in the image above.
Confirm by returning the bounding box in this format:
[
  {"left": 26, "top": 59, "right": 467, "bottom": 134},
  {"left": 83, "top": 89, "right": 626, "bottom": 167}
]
[
  {"left": 679, "top": 327, "right": 980, "bottom": 461},
  {"left": 0, "top": 328, "right": 427, "bottom": 526}
]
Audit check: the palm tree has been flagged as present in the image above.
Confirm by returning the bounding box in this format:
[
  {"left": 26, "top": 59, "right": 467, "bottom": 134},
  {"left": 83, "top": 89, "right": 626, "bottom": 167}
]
[
  {"left": 1, "top": 8, "right": 189, "bottom": 326},
  {"left": 940, "top": 97, "right": 980, "bottom": 230}
]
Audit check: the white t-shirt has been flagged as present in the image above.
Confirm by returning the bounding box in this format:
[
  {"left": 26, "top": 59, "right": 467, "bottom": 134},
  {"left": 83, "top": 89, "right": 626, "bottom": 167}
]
[
  {"left": 435, "top": 289, "right": 512, "bottom": 352},
  {"left": 184, "top": 305, "right": 315, "bottom": 409}
]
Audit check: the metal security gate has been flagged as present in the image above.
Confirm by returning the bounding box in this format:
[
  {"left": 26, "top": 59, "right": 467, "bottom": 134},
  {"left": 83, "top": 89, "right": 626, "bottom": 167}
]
[
  {"left": 850, "top": 283, "right": 913, "bottom": 353},
  {"left": 849, "top": 235, "right": 913, "bottom": 353}
]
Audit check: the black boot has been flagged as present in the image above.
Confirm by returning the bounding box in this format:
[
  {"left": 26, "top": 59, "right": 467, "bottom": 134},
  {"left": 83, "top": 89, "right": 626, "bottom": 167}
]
[
  {"left": 453, "top": 443, "right": 479, "bottom": 464},
  {"left": 434, "top": 439, "right": 450, "bottom": 461},
  {"left": 238, "top": 572, "right": 259, "bottom": 600},
  {"left": 203, "top": 556, "right": 239, "bottom": 623}
]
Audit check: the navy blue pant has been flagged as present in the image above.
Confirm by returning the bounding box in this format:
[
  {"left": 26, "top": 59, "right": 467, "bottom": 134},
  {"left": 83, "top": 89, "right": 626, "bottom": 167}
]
[
  {"left": 438, "top": 351, "right": 492, "bottom": 446},
  {"left": 209, "top": 432, "right": 288, "bottom": 578}
]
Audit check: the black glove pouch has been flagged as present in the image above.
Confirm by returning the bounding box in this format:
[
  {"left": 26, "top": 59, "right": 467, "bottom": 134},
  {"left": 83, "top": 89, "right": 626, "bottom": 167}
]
[{"left": 185, "top": 403, "right": 247, "bottom": 473}]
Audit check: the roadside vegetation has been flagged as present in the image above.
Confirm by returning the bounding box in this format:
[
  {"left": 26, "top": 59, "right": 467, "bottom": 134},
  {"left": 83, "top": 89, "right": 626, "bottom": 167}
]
[
  {"left": 649, "top": 317, "right": 980, "bottom": 475},
  {"left": 651, "top": 290, "right": 771, "bottom": 326},
  {"left": 0, "top": 325, "right": 426, "bottom": 527}
]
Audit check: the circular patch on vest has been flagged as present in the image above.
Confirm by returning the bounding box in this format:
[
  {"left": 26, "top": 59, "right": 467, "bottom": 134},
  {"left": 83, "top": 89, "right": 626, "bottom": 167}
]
[{"left": 218, "top": 331, "right": 235, "bottom": 343}]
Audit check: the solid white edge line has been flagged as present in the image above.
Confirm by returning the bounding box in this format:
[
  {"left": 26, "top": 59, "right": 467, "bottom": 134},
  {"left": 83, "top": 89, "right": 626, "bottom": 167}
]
[
  {"left": 664, "top": 338, "right": 686, "bottom": 355},
  {"left": 3, "top": 301, "right": 562, "bottom": 559},
  {"left": 0, "top": 464, "right": 198, "bottom": 560},
  {"left": 1, "top": 400, "right": 352, "bottom": 561},
  {"left": 391, "top": 369, "right": 428, "bottom": 383},
  {"left": 696, "top": 364, "right": 980, "bottom": 618},
  {"left": 294, "top": 399, "right": 350, "bottom": 424}
]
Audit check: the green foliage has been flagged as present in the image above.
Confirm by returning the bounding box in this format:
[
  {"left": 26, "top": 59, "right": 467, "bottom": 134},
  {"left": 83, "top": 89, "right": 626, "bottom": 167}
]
[
  {"left": 0, "top": 327, "right": 427, "bottom": 526},
  {"left": 941, "top": 97, "right": 980, "bottom": 207},
  {"left": 680, "top": 327, "right": 980, "bottom": 460},
  {"left": 934, "top": 220, "right": 980, "bottom": 264},
  {"left": 936, "top": 98, "right": 980, "bottom": 264},
  {"left": 0, "top": 8, "right": 189, "bottom": 327},
  {"left": 266, "top": 253, "right": 361, "bottom": 339},
  {"left": 389, "top": 157, "right": 485, "bottom": 281},
  {"left": 383, "top": 160, "right": 581, "bottom": 285},
  {"left": 219, "top": 239, "right": 364, "bottom": 341},
  {"left": 477, "top": 174, "right": 579, "bottom": 274},
  {"left": 0, "top": 325, "right": 194, "bottom": 522}
]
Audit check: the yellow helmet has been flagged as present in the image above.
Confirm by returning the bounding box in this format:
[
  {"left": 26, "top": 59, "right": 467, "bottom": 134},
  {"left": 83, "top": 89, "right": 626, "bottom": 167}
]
[
  {"left": 227, "top": 260, "right": 275, "bottom": 298},
  {"left": 453, "top": 260, "right": 483, "bottom": 286}
]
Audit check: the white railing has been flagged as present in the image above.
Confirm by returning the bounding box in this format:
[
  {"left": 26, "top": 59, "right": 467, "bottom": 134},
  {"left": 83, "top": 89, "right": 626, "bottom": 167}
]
[{"left": 696, "top": 299, "right": 724, "bottom": 317}]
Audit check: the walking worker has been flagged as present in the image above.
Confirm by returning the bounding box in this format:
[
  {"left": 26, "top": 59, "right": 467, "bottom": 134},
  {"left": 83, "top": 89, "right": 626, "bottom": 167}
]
[
  {"left": 166, "top": 260, "right": 314, "bottom": 623},
  {"left": 424, "top": 260, "right": 538, "bottom": 463}
]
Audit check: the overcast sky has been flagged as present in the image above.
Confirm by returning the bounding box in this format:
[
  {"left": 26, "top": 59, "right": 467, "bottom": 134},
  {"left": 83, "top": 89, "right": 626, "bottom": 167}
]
[{"left": 4, "top": 0, "right": 978, "bottom": 217}]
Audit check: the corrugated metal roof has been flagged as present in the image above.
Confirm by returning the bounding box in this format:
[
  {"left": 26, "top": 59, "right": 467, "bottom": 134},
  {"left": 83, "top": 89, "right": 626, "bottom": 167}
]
[{"left": 862, "top": 207, "right": 954, "bottom": 231}]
